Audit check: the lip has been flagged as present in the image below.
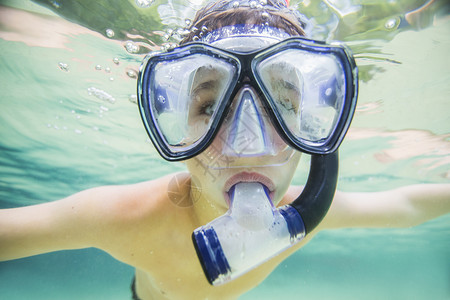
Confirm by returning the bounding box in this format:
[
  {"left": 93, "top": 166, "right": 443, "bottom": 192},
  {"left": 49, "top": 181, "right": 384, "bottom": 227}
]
[{"left": 223, "top": 172, "right": 276, "bottom": 205}]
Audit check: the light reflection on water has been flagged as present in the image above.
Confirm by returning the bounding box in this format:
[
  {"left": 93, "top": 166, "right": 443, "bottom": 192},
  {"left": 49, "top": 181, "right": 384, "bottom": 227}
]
[{"left": 0, "top": 0, "right": 449, "bottom": 299}]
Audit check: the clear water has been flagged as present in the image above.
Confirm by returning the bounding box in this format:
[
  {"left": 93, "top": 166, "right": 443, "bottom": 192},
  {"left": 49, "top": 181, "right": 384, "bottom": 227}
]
[{"left": 0, "top": 0, "right": 449, "bottom": 299}]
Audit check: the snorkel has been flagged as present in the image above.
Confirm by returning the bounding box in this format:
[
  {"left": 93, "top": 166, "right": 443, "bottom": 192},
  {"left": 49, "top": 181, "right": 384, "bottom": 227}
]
[
  {"left": 137, "top": 0, "right": 357, "bottom": 286},
  {"left": 192, "top": 153, "right": 338, "bottom": 285}
]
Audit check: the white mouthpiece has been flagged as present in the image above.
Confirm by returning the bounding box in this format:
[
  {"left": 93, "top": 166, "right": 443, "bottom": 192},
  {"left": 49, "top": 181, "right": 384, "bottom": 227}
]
[{"left": 230, "top": 182, "right": 274, "bottom": 231}]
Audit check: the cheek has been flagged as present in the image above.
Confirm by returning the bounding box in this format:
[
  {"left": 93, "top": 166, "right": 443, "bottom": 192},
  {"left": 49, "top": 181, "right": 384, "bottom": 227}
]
[
  {"left": 271, "top": 152, "right": 302, "bottom": 204},
  {"left": 185, "top": 157, "right": 229, "bottom": 205}
]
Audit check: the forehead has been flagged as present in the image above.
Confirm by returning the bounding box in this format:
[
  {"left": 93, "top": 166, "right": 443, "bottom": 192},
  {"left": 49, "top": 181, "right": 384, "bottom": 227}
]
[{"left": 202, "top": 25, "right": 291, "bottom": 52}]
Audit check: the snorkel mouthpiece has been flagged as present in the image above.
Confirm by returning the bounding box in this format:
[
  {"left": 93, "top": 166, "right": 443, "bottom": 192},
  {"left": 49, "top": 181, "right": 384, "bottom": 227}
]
[{"left": 192, "top": 182, "right": 305, "bottom": 285}]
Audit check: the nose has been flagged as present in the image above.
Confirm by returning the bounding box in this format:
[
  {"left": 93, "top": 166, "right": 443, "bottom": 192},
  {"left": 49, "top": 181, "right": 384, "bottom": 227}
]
[{"left": 221, "top": 86, "right": 271, "bottom": 157}]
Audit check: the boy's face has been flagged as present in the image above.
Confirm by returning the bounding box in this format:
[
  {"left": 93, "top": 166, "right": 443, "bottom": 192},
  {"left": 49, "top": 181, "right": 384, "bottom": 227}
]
[
  {"left": 184, "top": 31, "right": 303, "bottom": 213},
  {"left": 185, "top": 84, "right": 302, "bottom": 212}
]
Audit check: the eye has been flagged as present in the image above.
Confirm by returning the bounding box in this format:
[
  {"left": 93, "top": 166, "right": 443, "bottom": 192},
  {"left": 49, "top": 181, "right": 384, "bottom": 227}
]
[
  {"left": 271, "top": 81, "right": 300, "bottom": 113},
  {"left": 198, "top": 100, "right": 216, "bottom": 116},
  {"left": 277, "top": 99, "right": 296, "bottom": 112}
]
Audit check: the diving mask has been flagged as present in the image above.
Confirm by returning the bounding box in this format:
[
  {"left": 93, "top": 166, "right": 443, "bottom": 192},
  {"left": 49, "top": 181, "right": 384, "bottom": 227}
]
[{"left": 137, "top": 28, "right": 357, "bottom": 161}]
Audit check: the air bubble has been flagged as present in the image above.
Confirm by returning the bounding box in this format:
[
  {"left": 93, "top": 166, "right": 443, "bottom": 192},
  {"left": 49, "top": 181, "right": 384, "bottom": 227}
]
[
  {"left": 232, "top": 1, "right": 240, "bottom": 8},
  {"left": 135, "top": 0, "right": 154, "bottom": 8},
  {"left": 105, "top": 67, "right": 111, "bottom": 73},
  {"left": 250, "top": 1, "right": 257, "bottom": 8},
  {"left": 162, "top": 44, "right": 174, "bottom": 52},
  {"left": 178, "top": 28, "right": 190, "bottom": 37},
  {"left": 125, "top": 41, "right": 139, "bottom": 54},
  {"left": 87, "top": 87, "right": 116, "bottom": 103},
  {"left": 164, "top": 29, "right": 174, "bottom": 41},
  {"left": 95, "top": 65, "right": 102, "bottom": 70},
  {"left": 128, "top": 94, "right": 138, "bottom": 104},
  {"left": 325, "top": 87, "right": 333, "bottom": 96},
  {"left": 113, "top": 57, "right": 120, "bottom": 65},
  {"left": 184, "top": 19, "right": 192, "bottom": 28},
  {"left": 50, "top": 0, "right": 60, "bottom": 9},
  {"left": 127, "top": 69, "right": 138, "bottom": 79},
  {"left": 58, "top": 62, "right": 69, "bottom": 72},
  {"left": 385, "top": 18, "right": 398, "bottom": 30},
  {"left": 106, "top": 29, "right": 115, "bottom": 38},
  {"left": 259, "top": 0, "right": 268, "bottom": 5}
]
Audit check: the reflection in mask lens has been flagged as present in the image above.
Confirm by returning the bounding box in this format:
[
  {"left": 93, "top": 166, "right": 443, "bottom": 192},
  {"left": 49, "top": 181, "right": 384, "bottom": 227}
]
[
  {"left": 257, "top": 49, "right": 345, "bottom": 144},
  {"left": 150, "top": 54, "right": 237, "bottom": 151}
]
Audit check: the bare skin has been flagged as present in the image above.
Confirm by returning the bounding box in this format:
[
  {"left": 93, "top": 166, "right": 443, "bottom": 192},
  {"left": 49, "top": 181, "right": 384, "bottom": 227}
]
[{"left": 0, "top": 172, "right": 449, "bottom": 300}]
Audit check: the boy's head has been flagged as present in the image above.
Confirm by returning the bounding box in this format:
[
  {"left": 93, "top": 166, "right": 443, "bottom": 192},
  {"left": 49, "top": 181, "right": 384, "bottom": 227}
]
[{"left": 137, "top": 0, "right": 357, "bottom": 214}]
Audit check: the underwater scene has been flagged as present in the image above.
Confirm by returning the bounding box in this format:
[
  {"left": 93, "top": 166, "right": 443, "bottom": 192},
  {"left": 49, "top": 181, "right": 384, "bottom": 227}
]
[{"left": 0, "top": 0, "right": 449, "bottom": 299}]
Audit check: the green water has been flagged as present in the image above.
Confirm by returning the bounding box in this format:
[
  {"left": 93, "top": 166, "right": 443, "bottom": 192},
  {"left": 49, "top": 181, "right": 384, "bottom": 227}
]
[{"left": 0, "top": 0, "right": 449, "bottom": 299}]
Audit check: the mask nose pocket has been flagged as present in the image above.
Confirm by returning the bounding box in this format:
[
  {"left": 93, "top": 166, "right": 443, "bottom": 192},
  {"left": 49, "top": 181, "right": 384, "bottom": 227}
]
[{"left": 222, "top": 87, "right": 270, "bottom": 157}]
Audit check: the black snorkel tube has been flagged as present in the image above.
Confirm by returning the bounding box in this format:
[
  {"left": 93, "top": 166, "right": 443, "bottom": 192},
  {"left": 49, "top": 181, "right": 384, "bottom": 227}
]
[
  {"left": 192, "top": 151, "right": 339, "bottom": 285},
  {"left": 292, "top": 152, "right": 338, "bottom": 235}
]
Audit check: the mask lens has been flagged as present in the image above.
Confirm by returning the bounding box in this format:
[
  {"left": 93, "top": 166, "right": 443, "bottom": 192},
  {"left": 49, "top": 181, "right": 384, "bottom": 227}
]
[
  {"left": 256, "top": 49, "right": 346, "bottom": 146},
  {"left": 148, "top": 53, "right": 238, "bottom": 153}
]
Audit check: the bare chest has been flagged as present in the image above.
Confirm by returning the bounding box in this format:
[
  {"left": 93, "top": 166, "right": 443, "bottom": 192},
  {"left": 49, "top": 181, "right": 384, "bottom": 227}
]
[{"left": 129, "top": 228, "right": 314, "bottom": 300}]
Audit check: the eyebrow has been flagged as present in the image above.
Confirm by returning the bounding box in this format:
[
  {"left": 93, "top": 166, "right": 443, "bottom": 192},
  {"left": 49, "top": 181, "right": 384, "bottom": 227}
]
[
  {"left": 273, "top": 78, "right": 301, "bottom": 95},
  {"left": 191, "top": 80, "right": 220, "bottom": 95},
  {"left": 265, "top": 62, "right": 301, "bottom": 92}
]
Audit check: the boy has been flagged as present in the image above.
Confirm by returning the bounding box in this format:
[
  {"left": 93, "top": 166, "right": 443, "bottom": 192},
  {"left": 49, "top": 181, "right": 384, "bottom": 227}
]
[{"left": 1, "top": 1, "right": 449, "bottom": 299}]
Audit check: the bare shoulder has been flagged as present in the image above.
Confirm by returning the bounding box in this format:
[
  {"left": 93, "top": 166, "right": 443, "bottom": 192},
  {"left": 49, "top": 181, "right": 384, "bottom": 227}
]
[
  {"left": 69, "top": 173, "right": 191, "bottom": 251},
  {"left": 84, "top": 173, "right": 181, "bottom": 222}
]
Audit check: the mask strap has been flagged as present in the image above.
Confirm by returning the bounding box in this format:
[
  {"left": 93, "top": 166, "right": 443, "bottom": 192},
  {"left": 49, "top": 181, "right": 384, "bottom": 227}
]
[{"left": 201, "top": 24, "right": 290, "bottom": 44}]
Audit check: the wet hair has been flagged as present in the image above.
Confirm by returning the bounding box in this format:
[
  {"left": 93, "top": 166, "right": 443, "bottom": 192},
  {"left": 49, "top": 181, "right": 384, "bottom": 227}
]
[{"left": 181, "top": 0, "right": 306, "bottom": 44}]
